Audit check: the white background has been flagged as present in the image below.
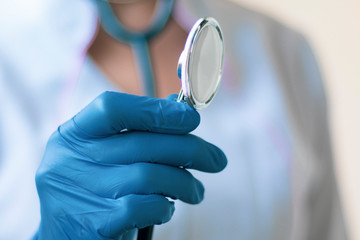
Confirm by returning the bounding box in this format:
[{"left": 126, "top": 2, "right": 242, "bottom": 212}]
[{"left": 231, "top": 0, "right": 360, "bottom": 239}]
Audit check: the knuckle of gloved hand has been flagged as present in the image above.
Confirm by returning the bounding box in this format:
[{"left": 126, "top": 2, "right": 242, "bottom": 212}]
[
  {"left": 35, "top": 164, "right": 48, "bottom": 193},
  {"left": 132, "top": 163, "right": 154, "bottom": 190},
  {"left": 35, "top": 157, "right": 56, "bottom": 194},
  {"left": 93, "top": 91, "right": 117, "bottom": 122},
  {"left": 35, "top": 131, "right": 69, "bottom": 192}
]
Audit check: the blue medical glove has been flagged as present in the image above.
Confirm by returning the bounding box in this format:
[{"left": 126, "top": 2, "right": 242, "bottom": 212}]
[{"left": 35, "top": 91, "right": 227, "bottom": 240}]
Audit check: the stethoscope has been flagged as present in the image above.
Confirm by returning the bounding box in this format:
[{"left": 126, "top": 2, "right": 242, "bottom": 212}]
[
  {"left": 95, "top": 0, "right": 224, "bottom": 239},
  {"left": 96, "top": 0, "right": 175, "bottom": 98}
]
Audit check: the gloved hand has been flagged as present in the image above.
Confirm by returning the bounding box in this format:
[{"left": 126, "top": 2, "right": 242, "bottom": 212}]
[{"left": 35, "top": 91, "right": 227, "bottom": 240}]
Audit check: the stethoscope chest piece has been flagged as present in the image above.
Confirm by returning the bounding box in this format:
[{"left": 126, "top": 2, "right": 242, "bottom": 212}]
[{"left": 177, "top": 17, "right": 224, "bottom": 110}]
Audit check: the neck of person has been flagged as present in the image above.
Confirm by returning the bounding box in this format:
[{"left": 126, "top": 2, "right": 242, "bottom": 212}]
[
  {"left": 88, "top": 0, "right": 187, "bottom": 98},
  {"left": 109, "top": 0, "right": 157, "bottom": 32}
]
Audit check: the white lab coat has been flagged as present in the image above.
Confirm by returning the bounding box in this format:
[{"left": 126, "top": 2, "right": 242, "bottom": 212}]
[{"left": 0, "top": 0, "right": 347, "bottom": 239}]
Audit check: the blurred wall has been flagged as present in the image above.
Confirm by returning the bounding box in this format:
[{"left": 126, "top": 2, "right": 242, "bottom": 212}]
[{"left": 229, "top": 0, "right": 360, "bottom": 239}]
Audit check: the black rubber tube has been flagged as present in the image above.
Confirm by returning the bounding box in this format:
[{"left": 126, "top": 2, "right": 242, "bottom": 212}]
[{"left": 137, "top": 226, "right": 154, "bottom": 240}]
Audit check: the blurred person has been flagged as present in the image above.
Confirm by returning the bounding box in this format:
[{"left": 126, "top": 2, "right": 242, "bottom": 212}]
[{"left": 0, "top": 0, "right": 347, "bottom": 239}]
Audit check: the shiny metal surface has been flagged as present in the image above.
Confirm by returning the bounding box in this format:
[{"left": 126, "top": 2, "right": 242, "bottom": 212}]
[{"left": 177, "top": 17, "right": 224, "bottom": 110}]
